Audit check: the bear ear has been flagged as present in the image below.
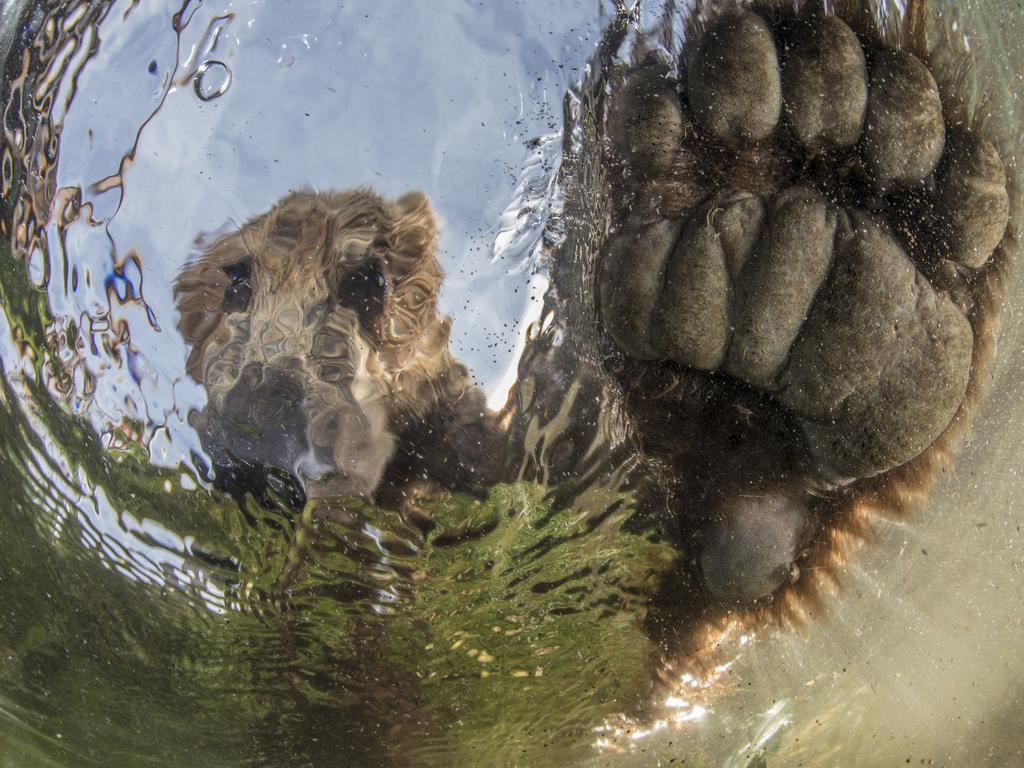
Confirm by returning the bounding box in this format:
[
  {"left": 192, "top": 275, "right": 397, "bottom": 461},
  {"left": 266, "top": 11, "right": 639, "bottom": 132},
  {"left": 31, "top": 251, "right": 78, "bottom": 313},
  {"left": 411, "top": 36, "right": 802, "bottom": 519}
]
[{"left": 389, "top": 191, "right": 441, "bottom": 273}]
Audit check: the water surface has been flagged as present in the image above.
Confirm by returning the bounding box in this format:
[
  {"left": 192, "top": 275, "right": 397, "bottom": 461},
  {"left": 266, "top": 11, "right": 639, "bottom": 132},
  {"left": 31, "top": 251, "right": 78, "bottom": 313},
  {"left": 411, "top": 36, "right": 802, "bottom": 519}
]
[{"left": 1, "top": 1, "right": 1023, "bottom": 766}]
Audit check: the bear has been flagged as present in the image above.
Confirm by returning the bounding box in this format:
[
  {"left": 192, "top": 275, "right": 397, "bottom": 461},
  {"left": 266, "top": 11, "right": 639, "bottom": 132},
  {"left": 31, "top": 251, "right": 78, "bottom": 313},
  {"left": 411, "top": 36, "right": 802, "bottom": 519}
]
[
  {"left": 174, "top": 0, "right": 1015, "bottom": 709},
  {"left": 173, "top": 188, "right": 505, "bottom": 514}
]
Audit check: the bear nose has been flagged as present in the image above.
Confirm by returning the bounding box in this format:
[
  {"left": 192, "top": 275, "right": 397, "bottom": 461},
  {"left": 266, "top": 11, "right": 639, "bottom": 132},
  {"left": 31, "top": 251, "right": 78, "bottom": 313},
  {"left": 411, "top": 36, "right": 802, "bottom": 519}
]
[
  {"left": 248, "top": 368, "right": 304, "bottom": 423},
  {"left": 222, "top": 362, "right": 265, "bottom": 422},
  {"left": 215, "top": 361, "right": 313, "bottom": 477},
  {"left": 221, "top": 360, "right": 306, "bottom": 429}
]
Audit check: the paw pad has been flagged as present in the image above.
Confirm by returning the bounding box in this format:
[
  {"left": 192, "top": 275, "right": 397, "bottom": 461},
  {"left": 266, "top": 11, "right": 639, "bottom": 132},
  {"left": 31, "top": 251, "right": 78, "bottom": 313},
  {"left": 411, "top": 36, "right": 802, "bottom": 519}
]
[
  {"left": 599, "top": 7, "right": 1009, "bottom": 484},
  {"left": 686, "top": 11, "right": 781, "bottom": 145},
  {"left": 781, "top": 14, "right": 868, "bottom": 153},
  {"left": 862, "top": 48, "right": 945, "bottom": 185}
]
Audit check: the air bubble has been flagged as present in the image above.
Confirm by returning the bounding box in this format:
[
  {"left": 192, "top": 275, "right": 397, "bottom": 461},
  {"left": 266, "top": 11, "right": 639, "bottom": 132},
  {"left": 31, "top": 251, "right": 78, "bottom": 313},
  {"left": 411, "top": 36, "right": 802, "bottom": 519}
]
[{"left": 193, "top": 60, "right": 232, "bottom": 101}]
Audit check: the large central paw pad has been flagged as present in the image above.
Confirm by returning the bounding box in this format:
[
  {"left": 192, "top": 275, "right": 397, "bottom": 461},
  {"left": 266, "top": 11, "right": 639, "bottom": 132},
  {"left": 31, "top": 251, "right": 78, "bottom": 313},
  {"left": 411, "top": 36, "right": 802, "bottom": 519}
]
[{"left": 599, "top": 8, "right": 1009, "bottom": 485}]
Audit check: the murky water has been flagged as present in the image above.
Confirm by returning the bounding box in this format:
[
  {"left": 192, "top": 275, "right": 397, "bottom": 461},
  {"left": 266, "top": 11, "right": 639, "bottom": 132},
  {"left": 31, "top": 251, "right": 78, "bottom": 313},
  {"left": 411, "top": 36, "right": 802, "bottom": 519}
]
[{"left": 1, "top": 1, "right": 1022, "bottom": 766}]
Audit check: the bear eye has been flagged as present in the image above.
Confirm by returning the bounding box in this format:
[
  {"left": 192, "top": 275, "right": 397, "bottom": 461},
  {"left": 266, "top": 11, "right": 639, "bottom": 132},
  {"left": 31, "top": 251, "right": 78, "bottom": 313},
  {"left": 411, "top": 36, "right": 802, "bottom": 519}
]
[
  {"left": 337, "top": 260, "right": 388, "bottom": 327},
  {"left": 221, "top": 259, "right": 253, "bottom": 314}
]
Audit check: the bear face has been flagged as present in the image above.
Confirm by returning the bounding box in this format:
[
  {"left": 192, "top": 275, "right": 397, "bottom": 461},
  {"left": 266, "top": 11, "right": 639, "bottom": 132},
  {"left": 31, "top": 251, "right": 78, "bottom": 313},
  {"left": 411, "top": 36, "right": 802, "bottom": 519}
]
[{"left": 174, "top": 188, "right": 482, "bottom": 502}]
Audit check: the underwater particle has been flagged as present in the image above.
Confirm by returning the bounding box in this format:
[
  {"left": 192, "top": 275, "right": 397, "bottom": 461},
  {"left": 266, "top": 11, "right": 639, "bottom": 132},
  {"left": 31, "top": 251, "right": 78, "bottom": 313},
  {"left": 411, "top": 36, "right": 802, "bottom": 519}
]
[{"left": 194, "top": 60, "right": 232, "bottom": 101}]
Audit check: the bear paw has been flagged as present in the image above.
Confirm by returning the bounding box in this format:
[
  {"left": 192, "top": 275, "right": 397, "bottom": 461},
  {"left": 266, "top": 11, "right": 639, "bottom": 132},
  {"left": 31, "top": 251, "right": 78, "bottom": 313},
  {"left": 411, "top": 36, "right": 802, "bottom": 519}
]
[{"left": 597, "top": 7, "right": 1009, "bottom": 601}]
